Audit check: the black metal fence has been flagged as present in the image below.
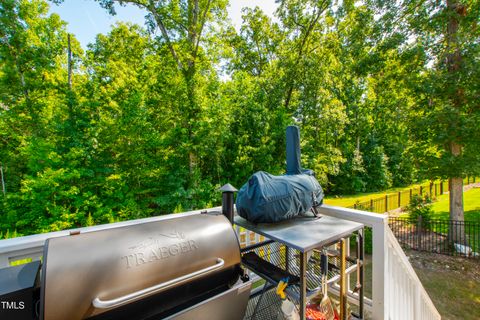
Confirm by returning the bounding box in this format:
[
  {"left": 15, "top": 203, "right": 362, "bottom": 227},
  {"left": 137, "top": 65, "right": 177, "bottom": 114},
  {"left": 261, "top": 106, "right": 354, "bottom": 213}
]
[
  {"left": 349, "top": 177, "right": 477, "bottom": 213},
  {"left": 389, "top": 217, "right": 480, "bottom": 258}
]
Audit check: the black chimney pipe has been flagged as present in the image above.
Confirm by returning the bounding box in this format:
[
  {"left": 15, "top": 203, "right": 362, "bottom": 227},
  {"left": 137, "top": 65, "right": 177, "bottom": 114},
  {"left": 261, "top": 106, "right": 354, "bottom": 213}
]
[
  {"left": 219, "top": 183, "right": 237, "bottom": 224},
  {"left": 286, "top": 125, "right": 302, "bottom": 175}
]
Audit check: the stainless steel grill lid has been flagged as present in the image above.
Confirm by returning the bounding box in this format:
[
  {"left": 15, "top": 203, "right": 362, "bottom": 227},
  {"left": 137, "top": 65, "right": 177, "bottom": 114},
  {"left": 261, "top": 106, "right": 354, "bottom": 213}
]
[{"left": 40, "top": 214, "right": 241, "bottom": 320}]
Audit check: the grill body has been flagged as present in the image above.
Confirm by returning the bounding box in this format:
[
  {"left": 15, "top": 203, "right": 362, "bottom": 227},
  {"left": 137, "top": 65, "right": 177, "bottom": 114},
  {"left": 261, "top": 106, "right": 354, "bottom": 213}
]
[{"left": 40, "top": 213, "right": 245, "bottom": 320}]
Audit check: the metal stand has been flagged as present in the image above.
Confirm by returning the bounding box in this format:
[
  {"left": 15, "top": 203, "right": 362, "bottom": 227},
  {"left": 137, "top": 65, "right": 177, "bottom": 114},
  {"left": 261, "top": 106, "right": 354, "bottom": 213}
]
[
  {"left": 236, "top": 215, "right": 364, "bottom": 320},
  {"left": 359, "top": 229, "right": 365, "bottom": 319},
  {"left": 299, "top": 251, "right": 307, "bottom": 320},
  {"left": 340, "top": 238, "right": 347, "bottom": 320}
]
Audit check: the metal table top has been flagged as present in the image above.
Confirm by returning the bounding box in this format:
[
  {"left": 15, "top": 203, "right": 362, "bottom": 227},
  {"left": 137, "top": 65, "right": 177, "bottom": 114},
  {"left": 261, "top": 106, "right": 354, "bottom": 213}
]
[{"left": 234, "top": 214, "right": 363, "bottom": 252}]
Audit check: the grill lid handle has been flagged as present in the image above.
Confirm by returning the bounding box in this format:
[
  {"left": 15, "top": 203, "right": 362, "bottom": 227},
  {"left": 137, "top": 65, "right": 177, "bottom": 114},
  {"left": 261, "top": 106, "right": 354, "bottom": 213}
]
[{"left": 92, "top": 258, "right": 225, "bottom": 309}]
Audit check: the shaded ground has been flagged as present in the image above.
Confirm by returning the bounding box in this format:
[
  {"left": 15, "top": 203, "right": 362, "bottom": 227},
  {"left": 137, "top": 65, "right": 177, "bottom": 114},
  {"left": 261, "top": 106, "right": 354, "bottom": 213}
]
[
  {"left": 389, "top": 219, "right": 449, "bottom": 253},
  {"left": 405, "top": 249, "right": 480, "bottom": 320},
  {"left": 388, "top": 219, "right": 480, "bottom": 256},
  {"left": 348, "top": 250, "right": 479, "bottom": 320}
]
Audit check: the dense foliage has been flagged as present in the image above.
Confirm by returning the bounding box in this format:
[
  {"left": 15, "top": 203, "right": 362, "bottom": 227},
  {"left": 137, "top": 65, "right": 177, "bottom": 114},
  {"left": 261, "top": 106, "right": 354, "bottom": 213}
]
[
  {"left": 1, "top": 0, "right": 479, "bottom": 236},
  {"left": 407, "top": 195, "right": 434, "bottom": 230}
]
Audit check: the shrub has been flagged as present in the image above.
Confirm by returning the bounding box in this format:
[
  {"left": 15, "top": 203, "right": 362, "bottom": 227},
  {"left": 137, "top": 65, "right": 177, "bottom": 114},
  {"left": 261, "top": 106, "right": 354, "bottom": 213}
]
[{"left": 407, "top": 194, "right": 433, "bottom": 230}]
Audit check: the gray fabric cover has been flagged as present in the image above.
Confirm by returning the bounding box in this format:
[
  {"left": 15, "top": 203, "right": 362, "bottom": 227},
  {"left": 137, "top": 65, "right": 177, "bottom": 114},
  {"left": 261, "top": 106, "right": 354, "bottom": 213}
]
[{"left": 236, "top": 171, "right": 324, "bottom": 223}]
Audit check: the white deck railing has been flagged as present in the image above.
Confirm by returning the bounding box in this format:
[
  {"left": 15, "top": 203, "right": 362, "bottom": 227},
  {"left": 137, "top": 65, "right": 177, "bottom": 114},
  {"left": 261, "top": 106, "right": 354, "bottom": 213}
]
[
  {"left": 317, "top": 205, "right": 441, "bottom": 320},
  {"left": 0, "top": 205, "right": 440, "bottom": 320},
  {"left": 385, "top": 226, "right": 441, "bottom": 320}
]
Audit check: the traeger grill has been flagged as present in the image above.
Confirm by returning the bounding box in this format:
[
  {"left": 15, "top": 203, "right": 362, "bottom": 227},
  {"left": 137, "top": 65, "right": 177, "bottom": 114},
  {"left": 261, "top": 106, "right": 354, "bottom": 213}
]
[
  {"left": 42, "top": 212, "right": 251, "bottom": 320},
  {"left": 1, "top": 210, "right": 251, "bottom": 320}
]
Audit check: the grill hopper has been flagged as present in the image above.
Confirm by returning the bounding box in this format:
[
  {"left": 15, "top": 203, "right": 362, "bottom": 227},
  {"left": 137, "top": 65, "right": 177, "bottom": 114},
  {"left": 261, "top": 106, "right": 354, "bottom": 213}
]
[{"left": 40, "top": 214, "right": 242, "bottom": 320}]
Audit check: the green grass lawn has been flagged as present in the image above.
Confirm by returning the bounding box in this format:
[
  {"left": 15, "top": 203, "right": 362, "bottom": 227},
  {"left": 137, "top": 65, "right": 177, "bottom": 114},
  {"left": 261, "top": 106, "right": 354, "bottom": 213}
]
[
  {"left": 430, "top": 188, "right": 480, "bottom": 251},
  {"left": 430, "top": 188, "right": 480, "bottom": 222},
  {"left": 398, "top": 187, "right": 480, "bottom": 251},
  {"left": 324, "top": 180, "right": 432, "bottom": 207}
]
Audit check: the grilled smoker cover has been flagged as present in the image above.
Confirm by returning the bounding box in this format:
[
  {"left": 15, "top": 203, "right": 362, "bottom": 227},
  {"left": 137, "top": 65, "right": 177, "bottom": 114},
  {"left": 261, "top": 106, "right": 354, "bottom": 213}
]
[{"left": 40, "top": 214, "right": 242, "bottom": 320}]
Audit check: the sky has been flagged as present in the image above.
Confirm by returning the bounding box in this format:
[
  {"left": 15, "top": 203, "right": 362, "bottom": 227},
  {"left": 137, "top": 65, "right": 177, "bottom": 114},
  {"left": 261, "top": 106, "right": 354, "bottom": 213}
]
[{"left": 48, "top": 0, "right": 278, "bottom": 49}]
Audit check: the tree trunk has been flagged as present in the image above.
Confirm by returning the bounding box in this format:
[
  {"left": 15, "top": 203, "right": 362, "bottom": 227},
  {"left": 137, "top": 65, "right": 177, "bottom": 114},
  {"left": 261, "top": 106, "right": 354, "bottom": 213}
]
[
  {"left": 449, "top": 176, "right": 463, "bottom": 221},
  {"left": 0, "top": 165, "right": 5, "bottom": 195},
  {"left": 445, "top": 0, "right": 466, "bottom": 245},
  {"left": 68, "top": 34, "right": 72, "bottom": 89},
  {"left": 448, "top": 176, "right": 465, "bottom": 242},
  {"left": 183, "top": 65, "right": 198, "bottom": 191},
  {"left": 448, "top": 142, "right": 465, "bottom": 244}
]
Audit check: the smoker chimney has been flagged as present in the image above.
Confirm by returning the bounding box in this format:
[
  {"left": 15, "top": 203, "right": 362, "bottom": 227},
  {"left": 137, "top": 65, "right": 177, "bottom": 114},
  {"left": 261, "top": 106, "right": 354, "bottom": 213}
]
[
  {"left": 286, "top": 125, "right": 302, "bottom": 175},
  {"left": 219, "top": 183, "right": 237, "bottom": 224}
]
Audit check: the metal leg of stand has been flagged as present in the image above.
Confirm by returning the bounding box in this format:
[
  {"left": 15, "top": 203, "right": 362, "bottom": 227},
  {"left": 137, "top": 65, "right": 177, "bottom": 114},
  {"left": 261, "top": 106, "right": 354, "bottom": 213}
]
[
  {"left": 299, "top": 251, "right": 307, "bottom": 320},
  {"left": 359, "top": 229, "right": 365, "bottom": 319},
  {"left": 340, "top": 238, "right": 347, "bottom": 320},
  {"left": 285, "top": 246, "right": 290, "bottom": 272},
  {"left": 346, "top": 237, "right": 350, "bottom": 291}
]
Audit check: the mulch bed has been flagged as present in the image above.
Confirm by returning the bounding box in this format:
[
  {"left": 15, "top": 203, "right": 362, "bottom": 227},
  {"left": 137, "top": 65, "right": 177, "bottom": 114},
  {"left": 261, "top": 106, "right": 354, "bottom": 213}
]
[{"left": 405, "top": 249, "right": 480, "bottom": 282}]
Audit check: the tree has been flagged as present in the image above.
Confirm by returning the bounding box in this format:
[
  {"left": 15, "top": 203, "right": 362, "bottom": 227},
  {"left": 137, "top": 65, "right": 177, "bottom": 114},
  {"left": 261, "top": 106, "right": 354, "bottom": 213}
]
[
  {"left": 276, "top": 0, "right": 331, "bottom": 112},
  {"left": 84, "top": 0, "right": 229, "bottom": 191},
  {"left": 436, "top": 0, "right": 480, "bottom": 243},
  {"left": 223, "top": 7, "right": 288, "bottom": 186},
  {"left": 0, "top": 0, "right": 70, "bottom": 189},
  {"left": 2, "top": 0, "right": 478, "bottom": 238},
  {"left": 0, "top": 0, "right": 84, "bottom": 233},
  {"left": 371, "top": 0, "right": 480, "bottom": 242},
  {"left": 416, "top": 1, "right": 476, "bottom": 233},
  {"left": 229, "top": 7, "right": 283, "bottom": 77}
]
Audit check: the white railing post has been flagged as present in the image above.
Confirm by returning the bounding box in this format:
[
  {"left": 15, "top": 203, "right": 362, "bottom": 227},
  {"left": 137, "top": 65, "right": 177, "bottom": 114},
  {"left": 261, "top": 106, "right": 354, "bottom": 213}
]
[
  {"left": 245, "top": 230, "right": 251, "bottom": 247},
  {"left": 372, "top": 217, "right": 388, "bottom": 320},
  {"left": 235, "top": 225, "right": 243, "bottom": 246},
  {"left": 415, "top": 280, "right": 421, "bottom": 319}
]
